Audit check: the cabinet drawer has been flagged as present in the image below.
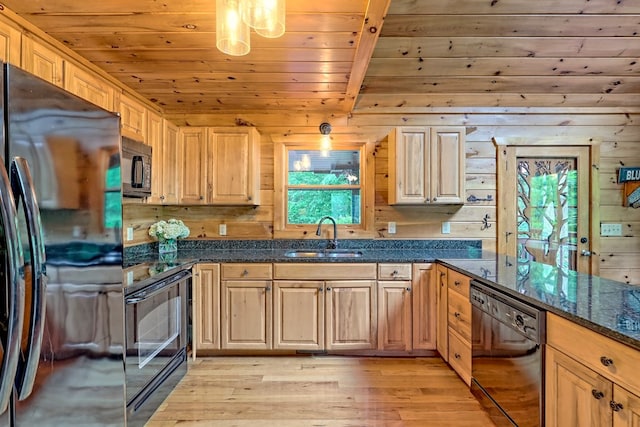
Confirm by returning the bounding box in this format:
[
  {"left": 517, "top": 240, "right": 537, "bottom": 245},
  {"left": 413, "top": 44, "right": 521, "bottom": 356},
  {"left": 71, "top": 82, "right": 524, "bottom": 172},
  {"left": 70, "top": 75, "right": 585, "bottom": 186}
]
[
  {"left": 221, "top": 263, "right": 272, "bottom": 279},
  {"left": 447, "top": 269, "right": 470, "bottom": 298},
  {"left": 378, "top": 264, "right": 412, "bottom": 280},
  {"left": 273, "top": 263, "right": 377, "bottom": 280},
  {"left": 547, "top": 313, "right": 640, "bottom": 396},
  {"left": 448, "top": 328, "right": 471, "bottom": 386},
  {"left": 447, "top": 289, "right": 471, "bottom": 342}
]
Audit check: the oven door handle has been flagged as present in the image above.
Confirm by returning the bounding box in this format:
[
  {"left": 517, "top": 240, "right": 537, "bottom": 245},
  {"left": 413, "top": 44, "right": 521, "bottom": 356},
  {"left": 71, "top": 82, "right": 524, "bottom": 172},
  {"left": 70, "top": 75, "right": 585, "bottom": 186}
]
[{"left": 126, "top": 270, "right": 191, "bottom": 304}]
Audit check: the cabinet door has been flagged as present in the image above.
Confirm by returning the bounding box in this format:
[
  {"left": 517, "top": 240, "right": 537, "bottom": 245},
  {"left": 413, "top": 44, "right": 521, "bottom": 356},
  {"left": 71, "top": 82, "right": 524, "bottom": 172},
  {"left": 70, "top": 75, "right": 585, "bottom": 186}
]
[
  {"left": 388, "top": 127, "right": 429, "bottom": 204},
  {"left": 436, "top": 264, "right": 448, "bottom": 361},
  {"left": 273, "top": 281, "right": 324, "bottom": 350},
  {"left": 208, "top": 127, "right": 260, "bottom": 205},
  {"left": 412, "top": 263, "right": 436, "bottom": 350},
  {"left": 146, "top": 110, "right": 164, "bottom": 204},
  {"left": 377, "top": 281, "right": 412, "bottom": 351},
  {"left": 0, "top": 18, "right": 21, "bottom": 66},
  {"left": 193, "top": 263, "right": 220, "bottom": 357},
  {"left": 325, "top": 280, "right": 376, "bottom": 350},
  {"left": 119, "top": 94, "right": 147, "bottom": 141},
  {"left": 613, "top": 384, "right": 640, "bottom": 427},
  {"left": 178, "top": 127, "right": 208, "bottom": 204},
  {"left": 64, "top": 62, "right": 116, "bottom": 111},
  {"left": 21, "top": 35, "right": 64, "bottom": 87},
  {"left": 221, "top": 280, "right": 272, "bottom": 350},
  {"left": 546, "top": 346, "right": 612, "bottom": 427},
  {"left": 162, "top": 120, "right": 180, "bottom": 204},
  {"left": 430, "top": 127, "right": 465, "bottom": 204}
]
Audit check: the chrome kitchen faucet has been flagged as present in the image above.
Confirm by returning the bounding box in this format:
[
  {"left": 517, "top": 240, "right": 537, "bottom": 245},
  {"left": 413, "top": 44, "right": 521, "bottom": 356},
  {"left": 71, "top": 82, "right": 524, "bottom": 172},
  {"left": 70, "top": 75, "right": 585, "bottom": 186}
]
[{"left": 316, "top": 216, "right": 338, "bottom": 249}]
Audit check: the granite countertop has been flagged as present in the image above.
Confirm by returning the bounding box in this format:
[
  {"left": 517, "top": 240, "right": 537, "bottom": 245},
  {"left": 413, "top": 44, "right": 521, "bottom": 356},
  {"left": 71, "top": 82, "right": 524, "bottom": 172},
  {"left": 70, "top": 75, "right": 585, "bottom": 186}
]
[
  {"left": 123, "top": 239, "right": 640, "bottom": 351},
  {"left": 439, "top": 253, "right": 640, "bottom": 351}
]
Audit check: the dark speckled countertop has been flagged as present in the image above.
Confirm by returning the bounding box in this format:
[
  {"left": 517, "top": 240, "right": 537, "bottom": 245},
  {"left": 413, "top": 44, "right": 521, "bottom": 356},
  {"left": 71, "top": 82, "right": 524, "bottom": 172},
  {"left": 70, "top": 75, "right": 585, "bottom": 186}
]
[{"left": 124, "top": 239, "right": 640, "bottom": 351}]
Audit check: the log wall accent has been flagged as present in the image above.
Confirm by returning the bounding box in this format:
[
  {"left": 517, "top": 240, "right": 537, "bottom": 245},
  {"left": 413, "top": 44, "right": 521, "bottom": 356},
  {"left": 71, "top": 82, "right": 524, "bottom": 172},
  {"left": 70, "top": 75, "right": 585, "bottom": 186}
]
[{"left": 125, "top": 111, "right": 640, "bottom": 285}]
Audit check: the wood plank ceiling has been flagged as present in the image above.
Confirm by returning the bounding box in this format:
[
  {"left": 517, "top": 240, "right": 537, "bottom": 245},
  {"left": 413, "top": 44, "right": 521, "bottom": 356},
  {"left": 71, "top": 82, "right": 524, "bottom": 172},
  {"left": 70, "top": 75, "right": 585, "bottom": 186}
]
[{"left": 2, "top": 0, "right": 639, "bottom": 115}]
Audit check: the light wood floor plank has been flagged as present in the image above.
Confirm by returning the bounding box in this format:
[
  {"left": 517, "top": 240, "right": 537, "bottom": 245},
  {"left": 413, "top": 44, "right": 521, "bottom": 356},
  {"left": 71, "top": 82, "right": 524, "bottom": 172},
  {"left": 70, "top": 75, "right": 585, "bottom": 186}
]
[{"left": 146, "top": 355, "right": 496, "bottom": 426}]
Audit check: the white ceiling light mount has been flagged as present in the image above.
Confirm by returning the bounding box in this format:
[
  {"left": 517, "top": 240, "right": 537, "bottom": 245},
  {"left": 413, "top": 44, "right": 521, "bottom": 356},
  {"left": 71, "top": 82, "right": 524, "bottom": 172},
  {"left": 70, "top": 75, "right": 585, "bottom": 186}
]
[
  {"left": 217, "top": 0, "right": 285, "bottom": 56},
  {"left": 319, "top": 122, "right": 332, "bottom": 155}
]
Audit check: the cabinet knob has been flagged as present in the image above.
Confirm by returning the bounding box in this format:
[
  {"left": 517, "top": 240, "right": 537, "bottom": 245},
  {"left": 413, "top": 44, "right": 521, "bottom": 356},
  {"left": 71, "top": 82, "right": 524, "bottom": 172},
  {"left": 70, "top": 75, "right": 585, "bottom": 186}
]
[
  {"left": 199, "top": 195, "right": 204, "bottom": 200},
  {"left": 454, "top": 352, "right": 461, "bottom": 359},
  {"left": 326, "top": 287, "right": 332, "bottom": 291},
  {"left": 454, "top": 312, "right": 461, "bottom": 318},
  {"left": 600, "top": 356, "right": 614, "bottom": 367},
  {"left": 591, "top": 389, "right": 605, "bottom": 400},
  {"left": 610, "top": 401, "right": 624, "bottom": 412},
  {"left": 160, "top": 195, "right": 165, "bottom": 200},
  {"left": 432, "top": 197, "right": 437, "bottom": 202},
  {"left": 392, "top": 270, "right": 398, "bottom": 277},
  {"left": 319, "top": 288, "right": 323, "bottom": 292},
  {"left": 406, "top": 287, "right": 411, "bottom": 292},
  {"left": 242, "top": 269, "right": 249, "bottom": 276},
  {"left": 265, "top": 286, "right": 271, "bottom": 291},
  {"left": 454, "top": 280, "right": 461, "bottom": 286},
  {"left": 440, "top": 272, "right": 446, "bottom": 277}
]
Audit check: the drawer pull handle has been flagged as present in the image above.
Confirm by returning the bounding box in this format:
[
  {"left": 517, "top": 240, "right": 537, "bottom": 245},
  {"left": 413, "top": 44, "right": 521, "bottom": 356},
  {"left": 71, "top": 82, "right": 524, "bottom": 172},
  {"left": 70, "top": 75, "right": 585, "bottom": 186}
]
[
  {"left": 454, "top": 281, "right": 461, "bottom": 286},
  {"left": 242, "top": 269, "right": 249, "bottom": 276},
  {"left": 454, "top": 312, "right": 461, "bottom": 318},
  {"left": 610, "top": 401, "right": 624, "bottom": 412},
  {"left": 454, "top": 352, "right": 461, "bottom": 359},
  {"left": 591, "top": 390, "right": 604, "bottom": 400},
  {"left": 600, "top": 356, "right": 614, "bottom": 367}
]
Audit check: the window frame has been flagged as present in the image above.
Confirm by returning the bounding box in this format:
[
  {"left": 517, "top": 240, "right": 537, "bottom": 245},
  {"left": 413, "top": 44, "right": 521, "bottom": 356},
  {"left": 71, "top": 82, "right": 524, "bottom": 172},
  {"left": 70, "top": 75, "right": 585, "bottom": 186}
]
[{"left": 273, "top": 136, "right": 375, "bottom": 238}]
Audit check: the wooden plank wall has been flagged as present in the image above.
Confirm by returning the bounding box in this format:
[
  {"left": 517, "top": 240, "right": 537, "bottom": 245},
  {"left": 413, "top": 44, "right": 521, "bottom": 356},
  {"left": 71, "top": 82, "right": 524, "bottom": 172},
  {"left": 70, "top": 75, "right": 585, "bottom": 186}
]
[{"left": 124, "top": 111, "right": 640, "bottom": 285}]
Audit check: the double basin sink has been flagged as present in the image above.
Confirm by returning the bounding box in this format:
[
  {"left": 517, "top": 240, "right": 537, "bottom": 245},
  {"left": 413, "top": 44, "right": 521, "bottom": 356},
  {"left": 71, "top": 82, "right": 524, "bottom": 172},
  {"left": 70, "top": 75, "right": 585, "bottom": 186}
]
[{"left": 284, "top": 249, "right": 363, "bottom": 258}]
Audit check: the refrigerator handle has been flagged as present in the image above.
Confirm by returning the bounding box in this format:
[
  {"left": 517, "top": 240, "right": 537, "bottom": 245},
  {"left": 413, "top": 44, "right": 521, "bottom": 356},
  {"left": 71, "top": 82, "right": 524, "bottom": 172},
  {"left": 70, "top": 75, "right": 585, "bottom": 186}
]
[
  {"left": 10, "top": 157, "right": 47, "bottom": 401},
  {"left": 0, "top": 164, "right": 25, "bottom": 413}
]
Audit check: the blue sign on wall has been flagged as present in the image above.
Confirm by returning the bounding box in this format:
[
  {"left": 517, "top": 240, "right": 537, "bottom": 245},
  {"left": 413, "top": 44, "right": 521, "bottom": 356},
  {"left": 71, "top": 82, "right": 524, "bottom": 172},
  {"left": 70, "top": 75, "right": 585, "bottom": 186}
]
[{"left": 618, "top": 167, "right": 640, "bottom": 183}]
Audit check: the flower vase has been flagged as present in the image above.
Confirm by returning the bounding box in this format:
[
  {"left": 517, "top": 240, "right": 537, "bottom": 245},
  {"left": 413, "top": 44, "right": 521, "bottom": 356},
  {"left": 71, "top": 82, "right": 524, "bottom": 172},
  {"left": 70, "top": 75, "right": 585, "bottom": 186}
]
[{"left": 158, "top": 238, "right": 177, "bottom": 254}]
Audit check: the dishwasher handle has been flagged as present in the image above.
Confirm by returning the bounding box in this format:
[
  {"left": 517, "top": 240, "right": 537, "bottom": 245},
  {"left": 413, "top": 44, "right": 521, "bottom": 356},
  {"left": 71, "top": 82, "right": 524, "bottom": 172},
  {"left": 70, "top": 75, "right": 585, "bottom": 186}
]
[{"left": 126, "top": 270, "right": 191, "bottom": 304}]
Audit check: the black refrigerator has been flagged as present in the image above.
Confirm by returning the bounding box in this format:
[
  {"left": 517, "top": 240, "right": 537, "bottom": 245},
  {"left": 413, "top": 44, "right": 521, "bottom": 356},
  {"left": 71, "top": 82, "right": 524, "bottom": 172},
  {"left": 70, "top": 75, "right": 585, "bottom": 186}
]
[{"left": 0, "top": 63, "right": 125, "bottom": 426}]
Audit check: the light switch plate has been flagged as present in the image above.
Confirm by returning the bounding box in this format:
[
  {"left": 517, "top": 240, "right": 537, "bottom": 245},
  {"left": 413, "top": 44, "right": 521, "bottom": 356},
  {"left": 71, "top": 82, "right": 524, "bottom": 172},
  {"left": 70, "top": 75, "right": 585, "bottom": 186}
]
[
  {"left": 388, "top": 222, "right": 396, "bottom": 234},
  {"left": 219, "top": 224, "right": 227, "bottom": 236},
  {"left": 441, "top": 222, "right": 451, "bottom": 234},
  {"left": 601, "top": 223, "right": 622, "bottom": 236}
]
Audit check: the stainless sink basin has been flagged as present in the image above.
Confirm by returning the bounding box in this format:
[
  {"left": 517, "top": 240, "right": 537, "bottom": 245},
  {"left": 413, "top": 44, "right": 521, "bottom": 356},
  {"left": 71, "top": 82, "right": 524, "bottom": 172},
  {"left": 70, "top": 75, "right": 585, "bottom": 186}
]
[{"left": 284, "top": 249, "right": 363, "bottom": 258}]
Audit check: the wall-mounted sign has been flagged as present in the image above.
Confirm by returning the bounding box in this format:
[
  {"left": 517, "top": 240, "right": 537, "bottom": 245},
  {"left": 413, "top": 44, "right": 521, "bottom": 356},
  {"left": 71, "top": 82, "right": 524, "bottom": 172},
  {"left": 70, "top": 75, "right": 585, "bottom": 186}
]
[{"left": 618, "top": 167, "right": 640, "bottom": 208}]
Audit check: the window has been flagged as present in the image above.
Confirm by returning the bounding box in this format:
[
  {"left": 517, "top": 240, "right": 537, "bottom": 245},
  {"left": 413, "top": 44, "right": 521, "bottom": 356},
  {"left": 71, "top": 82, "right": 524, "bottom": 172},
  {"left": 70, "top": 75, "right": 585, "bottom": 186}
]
[{"left": 274, "top": 138, "right": 374, "bottom": 237}]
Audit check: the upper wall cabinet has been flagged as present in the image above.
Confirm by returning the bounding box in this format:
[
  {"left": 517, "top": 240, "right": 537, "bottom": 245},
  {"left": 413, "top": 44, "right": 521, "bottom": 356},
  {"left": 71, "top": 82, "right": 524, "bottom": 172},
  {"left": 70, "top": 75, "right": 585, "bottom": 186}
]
[
  {"left": 21, "top": 35, "right": 64, "bottom": 87},
  {"left": 178, "top": 126, "right": 260, "bottom": 205},
  {"left": 64, "top": 62, "right": 117, "bottom": 112},
  {"left": 119, "top": 94, "right": 147, "bottom": 141},
  {"left": 0, "top": 17, "right": 21, "bottom": 66},
  {"left": 388, "top": 126, "right": 466, "bottom": 205}
]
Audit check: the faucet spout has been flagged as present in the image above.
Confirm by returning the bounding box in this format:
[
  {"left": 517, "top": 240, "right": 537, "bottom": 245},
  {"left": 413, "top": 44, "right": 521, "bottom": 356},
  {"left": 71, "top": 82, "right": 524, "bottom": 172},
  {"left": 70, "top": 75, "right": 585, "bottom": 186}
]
[{"left": 316, "top": 216, "right": 338, "bottom": 249}]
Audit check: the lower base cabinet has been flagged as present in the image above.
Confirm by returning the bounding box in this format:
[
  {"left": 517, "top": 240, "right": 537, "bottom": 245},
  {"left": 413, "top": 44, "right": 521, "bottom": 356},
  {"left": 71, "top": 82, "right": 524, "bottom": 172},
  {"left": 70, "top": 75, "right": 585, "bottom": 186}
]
[
  {"left": 325, "top": 280, "right": 377, "bottom": 350},
  {"left": 273, "top": 280, "right": 324, "bottom": 350},
  {"left": 221, "top": 280, "right": 272, "bottom": 350},
  {"left": 546, "top": 313, "right": 640, "bottom": 427},
  {"left": 193, "top": 263, "right": 220, "bottom": 357}
]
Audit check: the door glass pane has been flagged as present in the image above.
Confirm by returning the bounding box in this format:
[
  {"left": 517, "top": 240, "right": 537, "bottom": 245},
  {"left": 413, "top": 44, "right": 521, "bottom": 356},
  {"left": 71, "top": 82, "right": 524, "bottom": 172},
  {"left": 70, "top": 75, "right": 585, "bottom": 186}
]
[{"left": 516, "top": 157, "right": 578, "bottom": 271}]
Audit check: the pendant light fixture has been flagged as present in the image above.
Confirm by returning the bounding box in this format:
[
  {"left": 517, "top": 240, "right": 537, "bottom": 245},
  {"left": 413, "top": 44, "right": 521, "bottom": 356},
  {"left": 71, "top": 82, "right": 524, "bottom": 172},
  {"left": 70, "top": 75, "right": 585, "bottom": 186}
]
[{"left": 216, "top": 0, "right": 285, "bottom": 56}]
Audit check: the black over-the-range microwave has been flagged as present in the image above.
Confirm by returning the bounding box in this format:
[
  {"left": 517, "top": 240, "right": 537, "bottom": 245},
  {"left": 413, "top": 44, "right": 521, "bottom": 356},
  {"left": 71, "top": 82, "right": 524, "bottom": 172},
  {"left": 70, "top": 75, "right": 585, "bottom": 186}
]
[{"left": 122, "top": 136, "right": 152, "bottom": 198}]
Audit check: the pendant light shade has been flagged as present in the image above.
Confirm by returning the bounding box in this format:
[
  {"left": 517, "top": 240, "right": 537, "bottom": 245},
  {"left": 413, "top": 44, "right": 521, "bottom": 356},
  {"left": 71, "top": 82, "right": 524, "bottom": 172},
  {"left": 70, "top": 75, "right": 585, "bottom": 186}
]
[
  {"left": 251, "top": 0, "right": 286, "bottom": 39},
  {"left": 216, "top": 0, "right": 251, "bottom": 56}
]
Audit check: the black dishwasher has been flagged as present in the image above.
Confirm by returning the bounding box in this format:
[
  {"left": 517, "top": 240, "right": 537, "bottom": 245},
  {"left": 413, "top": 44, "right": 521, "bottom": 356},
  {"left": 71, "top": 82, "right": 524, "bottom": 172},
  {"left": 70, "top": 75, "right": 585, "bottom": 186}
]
[{"left": 470, "top": 280, "right": 546, "bottom": 427}]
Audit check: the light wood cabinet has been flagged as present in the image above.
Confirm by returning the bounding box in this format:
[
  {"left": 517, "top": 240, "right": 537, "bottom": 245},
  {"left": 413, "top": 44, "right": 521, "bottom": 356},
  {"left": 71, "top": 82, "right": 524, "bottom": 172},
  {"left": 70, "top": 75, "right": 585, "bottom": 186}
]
[
  {"left": 119, "top": 94, "right": 147, "bottom": 141},
  {"left": 273, "top": 280, "right": 324, "bottom": 350},
  {"left": 436, "top": 264, "right": 448, "bottom": 360},
  {"left": 208, "top": 127, "right": 260, "bottom": 205},
  {"left": 412, "top": 263, "right": 436, "bottom": 350},
  {"left": 377, "top": 280, "right": 412, "bottom": 351},
  {"left": 178, "top": 127, "right": 208, "bottom": 204},
  {"left": 546, "top": 313, "right": 640, "bottom": 427},
  {"left": 64, "top": 62, "right": 116, "bottom": 111},
  {"left": 441, "top": 266, "right": 472, "bottom": 386},
  {"left": 21, "top": 35, "right": 64, "bottom": 86},
  {"left": 177, "top": 126, "right": 260, "bottom": 205},
  {"left": 325, "top": 280, "right": 377, "bottom": 350},
  {"left": 0, "top": 17, "right": 21, "bottom": 66},
  {"left": 220, "top": 263, "right": 273, "bottom": 350},
  {"left": 388, "top": 126, "right": 465, "bottom": 205},
  {"left": 161, "top": 120, "right": 180, "bottom": 204},
  {"left": 146, "top": 110, "right": 163, "bottom": 203},
  {"left": 193, "top": 263, "right": 221, "bottom": 358}
]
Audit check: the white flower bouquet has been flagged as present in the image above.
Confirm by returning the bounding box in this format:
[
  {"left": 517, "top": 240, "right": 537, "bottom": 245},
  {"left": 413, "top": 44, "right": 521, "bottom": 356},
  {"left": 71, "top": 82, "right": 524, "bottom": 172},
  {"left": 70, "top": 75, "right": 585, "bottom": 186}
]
[{"left": 149, "top": 219, "right": 190, "bottom": 241}]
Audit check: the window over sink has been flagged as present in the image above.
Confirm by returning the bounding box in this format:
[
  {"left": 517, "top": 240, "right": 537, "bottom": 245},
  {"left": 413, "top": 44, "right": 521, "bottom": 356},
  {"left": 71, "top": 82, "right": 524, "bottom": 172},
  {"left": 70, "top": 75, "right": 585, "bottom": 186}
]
[{"left": 273, "top": 137, "right": 375, "bottom": 238}]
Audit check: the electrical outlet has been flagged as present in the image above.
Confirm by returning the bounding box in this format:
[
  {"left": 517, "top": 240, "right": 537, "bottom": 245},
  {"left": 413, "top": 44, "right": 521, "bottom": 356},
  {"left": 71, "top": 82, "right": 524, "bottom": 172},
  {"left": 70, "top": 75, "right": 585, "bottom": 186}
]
[
  {"left": 126, "top": 227, "right": 134, "bottom": 241},
  {"left": 441, "top": 222, "right": 451, "bottom": 234},
  {"left": 126, "top": 271, "right": 134, "bottom": 285},
  {"left": 388, "top": 222, "right": 396, "bottom": 234},
  {"left": 219, "top": 224, "right": 227, "bottom": 236},
  {"left": 601, "top": 223, "right": 622, "bottom": 236}
]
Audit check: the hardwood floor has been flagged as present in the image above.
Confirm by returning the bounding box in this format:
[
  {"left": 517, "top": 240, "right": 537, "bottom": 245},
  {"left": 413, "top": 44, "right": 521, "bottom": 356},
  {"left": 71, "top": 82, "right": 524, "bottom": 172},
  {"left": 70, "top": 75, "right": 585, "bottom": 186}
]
[{"left": 147, "top": 355, "right": 496, "bottom": 426}]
